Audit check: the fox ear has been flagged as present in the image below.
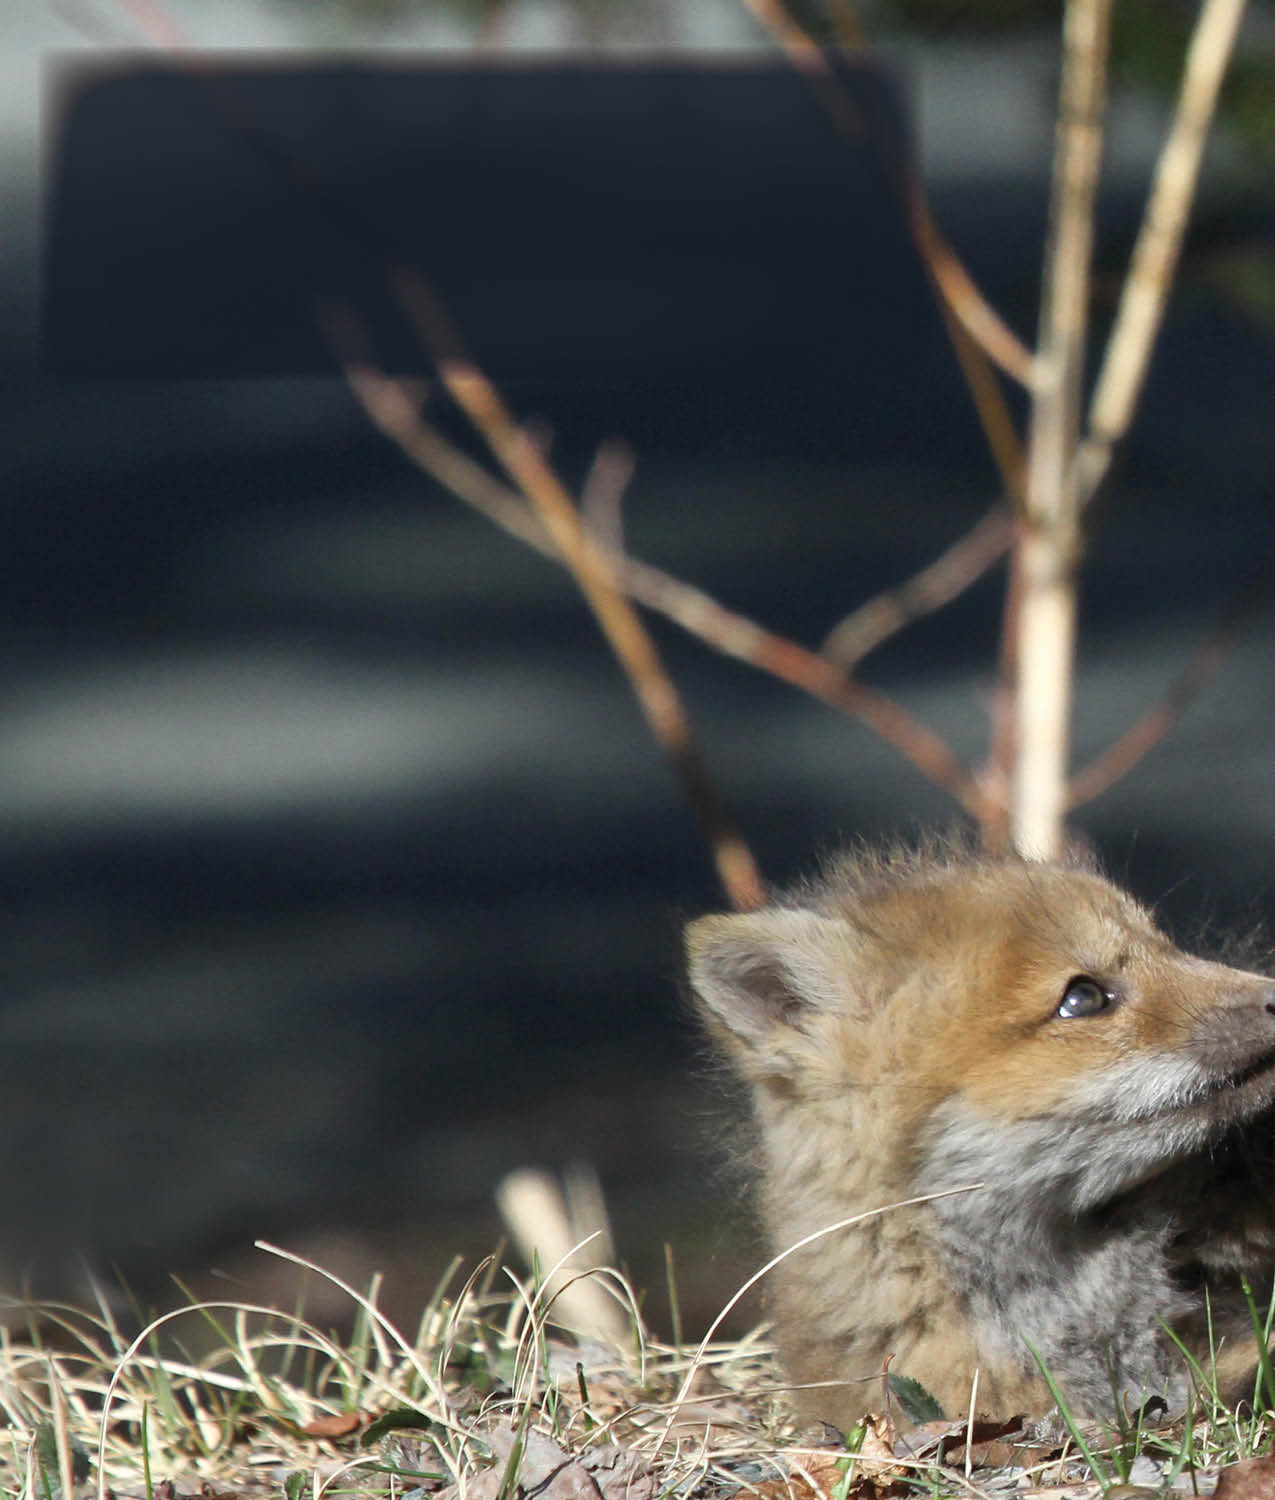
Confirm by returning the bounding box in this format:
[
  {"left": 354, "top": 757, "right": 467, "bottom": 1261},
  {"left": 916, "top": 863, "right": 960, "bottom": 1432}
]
[{"left": 685, "top": 908, "right": 861, "bottom": 1066}]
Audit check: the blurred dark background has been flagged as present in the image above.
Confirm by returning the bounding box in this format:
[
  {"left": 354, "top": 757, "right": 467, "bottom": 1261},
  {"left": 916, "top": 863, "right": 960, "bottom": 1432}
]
[{"left": 9, "top": 0, "right": 1275, "bottom": 1334}]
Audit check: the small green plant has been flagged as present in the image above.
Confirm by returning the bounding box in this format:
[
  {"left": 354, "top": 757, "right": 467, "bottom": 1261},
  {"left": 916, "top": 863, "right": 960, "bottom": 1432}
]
[
  {"left": 1022, "top": 1337, "right": 1114, "bottom": 1490},
  {"left": 1241, "top": 1276, "right": 1275, "bottom": 1416}
]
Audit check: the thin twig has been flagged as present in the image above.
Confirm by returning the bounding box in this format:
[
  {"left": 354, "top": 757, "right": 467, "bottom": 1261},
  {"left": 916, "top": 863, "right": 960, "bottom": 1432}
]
[
  {"left": 1076, "top": 0, "right": 1250, "bottom": 509},
  {"left": 1068, "top": 547, "right": 1275, "bottom": 809},
  {"left": 580, "top": 437, "right": 635, "bottom": 558},
  {"left": 738, "top": 0, "right": 1034, "bottom": 393},
  {"left": 736, "top": 0, "right": 1029, "bottom": 526},
  {"left": 337, "top": 352, "right": 990, "bottom": 824},
  {"left": 908, "top": 192, "right": 1037, "bottom": 400},
  {"left": 820, "top": 504, "right": 1011, "bottom": 667},
  {"left": 1011, "top": 0, "right": 1113, "bottom": 860},
  {"left": 822, "top": 0, "right": 867, "bottom": 49},
  {"left": 374, "top": 272, "right": 769, "bottom": 913},
  {"left": 925, "top": 265, "right": 1030, "bottom": 510}
]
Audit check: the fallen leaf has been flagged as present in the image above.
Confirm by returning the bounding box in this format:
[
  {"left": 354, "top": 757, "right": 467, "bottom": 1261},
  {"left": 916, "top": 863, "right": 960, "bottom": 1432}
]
[
  {"left": 895, "top": 1414, "right": 1021, "bottom": 1456},
  {"left": 855, "top": 1413, "right": 901, "bottom": 1474},
  {"left": 578, "top": 1444, "right": 657, "bottom": 1500},
  {"left": 663, "top": 1366, "right": 753, "bottom": 1442},
  {"left": 894, "top": 1413, "right": 1032, "bottom": 1469},
  {"left": 301, "top": 1412, "right": 367, "bottom": 1439},
  {"left": 482, "top": 1425, "right": 574, "bottom": 1489},
  {"left": 1013, "top": 1487, "right": 1102, "bottom": 1500},
  {"left": 464, "top": 1424, "right": 614, "bottom": 1500},
  {"left": 740, "top": 1440, "right": 909, "bottom": 1500}
]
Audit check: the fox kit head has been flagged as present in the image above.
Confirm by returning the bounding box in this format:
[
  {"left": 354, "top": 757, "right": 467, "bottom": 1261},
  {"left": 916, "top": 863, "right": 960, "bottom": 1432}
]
[
  {"left": 686, "top": 841, "right": 1275, "bottom": 1422},
  {"left": 687, "top": 843, "right": 1275, "bottom": 1212}
]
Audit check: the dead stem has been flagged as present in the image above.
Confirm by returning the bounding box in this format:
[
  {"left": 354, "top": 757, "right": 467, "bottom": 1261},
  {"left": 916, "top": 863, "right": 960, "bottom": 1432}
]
[
  {"left": 738, "top": 0, "right": 1034, "bottom": 392},
  {"left": 1077, "top": 0, "right": 1250, "bottom": 509},
  {"left": 338, "top": 352, "right": 990, "bottom": 825},
  {"left": 380, "top": 269, "right": 767, "bottom": 913},
  {"left": 1011, "top": 0, "right": 1113, "bottom": 860},
  {"left": 926, "top": 268, "right": 1030, "bottom": 511},
  {"left": 820, "top": 505, "right": 1012, "bottom": 668},
  {"left": 1068, "top": 547, "right": 1275, "bottom": 808},
  {"left": 580, "top": 438, "right": 635, "bottom": 558}
]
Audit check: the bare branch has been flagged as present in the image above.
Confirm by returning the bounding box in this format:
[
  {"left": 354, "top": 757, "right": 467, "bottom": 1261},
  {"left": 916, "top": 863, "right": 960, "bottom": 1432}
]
[
  {"left": 927, "top": 270, "right": 1030, "bottom": 512},
  {"left": 739, "top": 0, "right": 1033, "bottom": 390},
  {"left": 1068, "top": 548, "right": 1275, "bottom": 809},
  {"left": 821, "top": 505, "right": 1012, "bottom": 668},
  {"left": 908, "top": 195, "right": 1037, "bottom": 396},
  {"left": 736, "top": 0, "right": 1031, "bottom": 511},
  {"left": 822, "top": 0, "right": 868, "bottom": 49},
  {"left": 1077, "top": 0, "right": 1250, "bottom": 508},
  {"left": 580, "top": 438, "right": 635, "bottom": 558},
  {"left": 356, "top": 275, "right": 769, "bottom": 914},
  {"left": 1011, "top": 0, "right": 1113, "bottom": 859},
  {"left": 336, "top": 348, "right": 990, "bottom": 826}
]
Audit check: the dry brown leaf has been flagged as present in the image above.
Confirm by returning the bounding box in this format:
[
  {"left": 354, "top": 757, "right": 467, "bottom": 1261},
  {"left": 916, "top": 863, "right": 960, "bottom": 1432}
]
[
  {"left": 894, "top": 1413, "right": 1029, "bottom": 1469},
  {"left": 854, "top": 1413, "right": 900, "bottom": 1475},
  {"left": 744, "top": 1439, "right": 909, "bottom": 1500},
  {"left": 578, "top": 1444, "right": 657, "bottom": 1500},
  {"left": 460, "top": 1458, "right": 601, "bottom": 1500},
  {"left": 300, "top": 1411, "right": 367, "bottom": 1439},
  {"left": 744, "top": 1470, "right": 832, "bottom": 1500},
  {"left": 483, "top": 1424, "right": 575, "bottom": 1488},
  {"left": 1015, "top": 1487, "right": 1103, "bottom": 1500},
  {"left": 663, "top": 1365, "right": 754, "bottom": 1442},
  {"left": 790, "top": 1452, "right": 857, "bottom": 1498},
  {"left": 1215, "top": 1457, "right": 1275, "bottom": 1500},
  {"left": 463, "top": 1423, "right": 656, "bottom": 1500}
]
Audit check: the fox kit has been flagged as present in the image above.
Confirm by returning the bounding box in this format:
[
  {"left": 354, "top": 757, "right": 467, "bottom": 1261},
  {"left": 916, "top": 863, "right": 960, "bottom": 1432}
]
[{"left": 685, "top": 841, "right": 1275, "bottom": 1425}]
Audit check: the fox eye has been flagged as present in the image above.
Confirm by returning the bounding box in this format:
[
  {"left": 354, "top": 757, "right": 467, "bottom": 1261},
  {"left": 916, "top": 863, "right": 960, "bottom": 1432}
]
[{"left": 1057, "top": 976, "right": 1114, "bottom": 1019}]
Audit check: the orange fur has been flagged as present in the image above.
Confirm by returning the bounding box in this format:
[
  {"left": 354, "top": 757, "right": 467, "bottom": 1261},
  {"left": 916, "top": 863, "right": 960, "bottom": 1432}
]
[{"left": 686, "top": 840, "right": 1275, "bottom": 1425}]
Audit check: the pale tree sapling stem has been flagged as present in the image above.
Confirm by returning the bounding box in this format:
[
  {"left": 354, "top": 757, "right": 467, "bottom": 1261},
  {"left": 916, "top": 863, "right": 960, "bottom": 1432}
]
[
  {"left": 1076, "top": 0, "right": 1250, "bottom": 509},
  {"left": 1011, "top": 0, "right": 1113, "bottom": 860}
]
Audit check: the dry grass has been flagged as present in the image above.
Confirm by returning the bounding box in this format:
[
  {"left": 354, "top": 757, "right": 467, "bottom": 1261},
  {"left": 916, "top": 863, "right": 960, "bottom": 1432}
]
[{"left": 0, "top": 1242, "right": 1271, "bottom": 1500}]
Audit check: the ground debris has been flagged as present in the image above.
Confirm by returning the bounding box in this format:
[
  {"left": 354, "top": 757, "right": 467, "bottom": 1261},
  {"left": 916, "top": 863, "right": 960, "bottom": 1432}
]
[
  {"left": 893, "top": 1412, "right": 1030, "bottom": 1468},
  {"left": 435, "top": 1422, "right": 659, "bottom": 1500}
]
